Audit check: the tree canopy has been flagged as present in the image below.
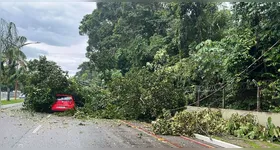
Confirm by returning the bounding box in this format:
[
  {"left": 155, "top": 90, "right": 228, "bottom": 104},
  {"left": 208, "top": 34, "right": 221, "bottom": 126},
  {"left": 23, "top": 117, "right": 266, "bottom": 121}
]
[{"left": 76, "top": 2, "right": 280, "bottom": 116}]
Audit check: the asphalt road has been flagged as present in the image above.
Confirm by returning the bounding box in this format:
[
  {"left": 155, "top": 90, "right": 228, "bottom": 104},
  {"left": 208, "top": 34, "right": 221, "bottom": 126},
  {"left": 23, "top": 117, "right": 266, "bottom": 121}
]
[{"left": 0, "top": 107, "right": 218, "bottom": 148}]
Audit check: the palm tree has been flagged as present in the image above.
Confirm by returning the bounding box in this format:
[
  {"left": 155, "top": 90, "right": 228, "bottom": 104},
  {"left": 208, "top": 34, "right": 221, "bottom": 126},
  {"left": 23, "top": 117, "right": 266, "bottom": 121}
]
[
  {"left": 0, "top": 18, "right": 15, "bottom": 102},
  {"left": 0, "top": 18, "right": 38, "bottom": 101},
  {"left": 2, "top": 45, "right": 27, "bottom": 100}
]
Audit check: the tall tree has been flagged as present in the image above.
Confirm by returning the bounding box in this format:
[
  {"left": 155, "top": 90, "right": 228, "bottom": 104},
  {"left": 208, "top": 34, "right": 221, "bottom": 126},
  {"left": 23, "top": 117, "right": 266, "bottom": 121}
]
[
  {"left": 0, "top": 18, "right": 29, "bottom": 101},
  {"left": 2, "top": 46, "right": 27, "bottom": 100},
  {"left": 233, "top": 2, "right": 280, "bottom": 80},
  {"left": 79, "top": 2, "right": 230, "bottom": 78}
]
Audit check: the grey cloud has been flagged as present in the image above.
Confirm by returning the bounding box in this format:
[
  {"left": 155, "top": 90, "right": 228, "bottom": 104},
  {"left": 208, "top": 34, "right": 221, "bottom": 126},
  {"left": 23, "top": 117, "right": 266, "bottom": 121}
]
[
  {"left": 0, "top": 2, "right": 95, "bottom": 46},
  {"left": 18, "top": 27, "right": 78, "bottom": 47},
  {"left": 22, "top": 47, "right": 49, "bottom": 59},
  {"left": 0, "top": 2, "right": 95, "bottom": 75},
  {"left": 52, "top": 56, "right": 86, "bottom": 76}
]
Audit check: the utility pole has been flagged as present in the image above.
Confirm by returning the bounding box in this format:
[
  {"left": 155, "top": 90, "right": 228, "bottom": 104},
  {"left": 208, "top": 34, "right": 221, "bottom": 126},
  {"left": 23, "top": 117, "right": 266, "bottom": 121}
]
[
  {"left": 222, "top": 87, "right": 225, "bottom": 109},
  {"left": 15, "top": 80, "right": 18, "bottom": 100},
  {"left": 197, "top": 86, "right": 200, "bottom": 107},
  {"left": 0, "top": 44, "right": 2, "bottom": 109},
  {"left": 253, "top": 79, "right": 260, "bottom": 112},
  {"left": 257, "top": 86, "right": 260, "bottom": 112},
  {"left": 0, "top": 47, "right": 2, "bottom": 109}
]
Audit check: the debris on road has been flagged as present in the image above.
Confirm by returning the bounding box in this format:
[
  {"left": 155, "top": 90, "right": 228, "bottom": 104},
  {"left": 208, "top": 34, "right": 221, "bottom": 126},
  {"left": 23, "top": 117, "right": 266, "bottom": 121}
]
[
  {"left": 79, "top": 122, "right": 86, "bottom": 126},
  {"left": 137, "top": 133, "right": 143, "bottom": 138}
]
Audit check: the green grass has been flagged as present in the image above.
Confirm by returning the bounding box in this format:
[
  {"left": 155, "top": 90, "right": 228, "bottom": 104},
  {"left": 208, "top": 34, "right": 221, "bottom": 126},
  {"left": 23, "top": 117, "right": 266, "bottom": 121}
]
[
  {"left": 244, "top": 139, "right": 262, "bottom": 148},
  {"left": 264, "top": 141, "right": 280, "bottom": 148},
  {"left": 212, "top": 135, "right": 280, "bottom": 148},
  {"left": 211, "top": 135, "right": 224, "bottom": 141},
  {"left": 1, "top": 99, "right": 24, "bottom": 105}
]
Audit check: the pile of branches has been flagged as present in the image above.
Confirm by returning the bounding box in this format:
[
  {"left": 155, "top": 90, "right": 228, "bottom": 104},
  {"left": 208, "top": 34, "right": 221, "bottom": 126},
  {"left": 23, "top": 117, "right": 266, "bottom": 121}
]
[{"left": 152, "top": 109, "right": 280, "bottom": 142}]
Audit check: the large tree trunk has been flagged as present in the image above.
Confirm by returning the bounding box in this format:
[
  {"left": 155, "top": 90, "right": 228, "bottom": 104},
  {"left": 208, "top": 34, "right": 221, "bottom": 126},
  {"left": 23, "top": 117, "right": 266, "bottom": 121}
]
[{"left": 7, "top": 87, "right": 10, "bottom": 101}]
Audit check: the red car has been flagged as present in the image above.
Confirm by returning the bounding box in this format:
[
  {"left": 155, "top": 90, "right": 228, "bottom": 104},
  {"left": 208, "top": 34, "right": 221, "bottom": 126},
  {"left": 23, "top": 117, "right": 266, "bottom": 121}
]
[{"left": 51, "top": 94, "right": 75, "bottom": 112}]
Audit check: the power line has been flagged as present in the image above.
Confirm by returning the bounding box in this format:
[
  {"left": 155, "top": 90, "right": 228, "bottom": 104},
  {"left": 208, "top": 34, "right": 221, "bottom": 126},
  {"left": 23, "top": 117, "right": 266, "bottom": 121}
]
[
  {"left": 187, "top": 39, "right": 280, "bottom": 107},
  {"left": 237, "top": 40, "right": 280, "bottom": 77}
]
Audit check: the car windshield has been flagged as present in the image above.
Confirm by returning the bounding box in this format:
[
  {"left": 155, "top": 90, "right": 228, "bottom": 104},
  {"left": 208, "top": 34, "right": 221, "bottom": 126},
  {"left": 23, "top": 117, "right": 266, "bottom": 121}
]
[{"left": 56, "top": 96, "right": 72, "bottom": 101}]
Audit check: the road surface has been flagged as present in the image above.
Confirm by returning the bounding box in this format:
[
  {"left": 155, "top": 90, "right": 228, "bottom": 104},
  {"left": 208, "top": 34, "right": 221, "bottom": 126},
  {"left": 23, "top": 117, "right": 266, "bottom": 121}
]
[{"left": 0, "top": 107, "right": 219, "bottom": 148}]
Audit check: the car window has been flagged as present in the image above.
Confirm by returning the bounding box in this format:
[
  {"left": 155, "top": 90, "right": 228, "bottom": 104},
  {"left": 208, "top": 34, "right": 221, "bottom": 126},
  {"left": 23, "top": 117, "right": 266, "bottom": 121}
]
[{"left": 56, "top": 96, "right": 72, "bottom": 101}]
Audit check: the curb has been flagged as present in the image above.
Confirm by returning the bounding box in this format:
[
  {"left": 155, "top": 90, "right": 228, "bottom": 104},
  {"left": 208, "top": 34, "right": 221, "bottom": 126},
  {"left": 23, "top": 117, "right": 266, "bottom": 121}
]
[
  {"left": 120, "top": 120, "right": 183, "bottom": 148},
  {"left": 194, "top": 134, "right": 242, "bottom": 148},
  {"left": 0, "top": 102, "right": 23, "bottom": 109},
  {"left": 120, "top": 120, "right": 220, "bottom": 148},
  {"left": 180, "top": 135, "right": 215, "bottom": 148}
]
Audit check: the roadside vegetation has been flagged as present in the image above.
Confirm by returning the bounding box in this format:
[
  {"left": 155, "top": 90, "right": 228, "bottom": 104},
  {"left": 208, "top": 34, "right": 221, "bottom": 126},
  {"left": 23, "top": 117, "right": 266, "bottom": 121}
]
[
  {"left": 153, "top": 109, "right": 280, "bottom": 142},
  {"left": 74, "top": 2, "right": 280, "bottom": 119}
]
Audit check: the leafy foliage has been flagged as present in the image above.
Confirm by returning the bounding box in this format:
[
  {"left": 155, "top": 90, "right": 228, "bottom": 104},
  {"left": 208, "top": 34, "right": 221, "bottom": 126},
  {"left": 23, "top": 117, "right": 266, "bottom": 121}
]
[
  {"left": 152, "top": 109, "right": 280, "bottom": 142},
  {"left": 73, "top": 2, "right": 280, "bottom": 122},
  {"left": 79, "top": 2, "right": 230, "bottom": 73},
  {"left": 108, "top": 68, "right": 186, "bottom": 120},
  {"left": 22, "top": 56, "right": 70, "bottom": 112},
  {"left": 0, "top": 18, "right": 28, "bottom": 101},
  {"left": 74, "top": 2, "right": 232, "bottom": 120},
  {"left": 153, "top": 109, "right": 226, "bottom": 136}
]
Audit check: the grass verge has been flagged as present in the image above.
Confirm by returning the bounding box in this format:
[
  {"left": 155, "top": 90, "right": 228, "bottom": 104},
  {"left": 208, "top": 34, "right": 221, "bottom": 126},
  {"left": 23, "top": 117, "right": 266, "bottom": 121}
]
[
  {"left": 1, "top": 99, "right": 24, "bottom": 105},
  {"left": 212, "top": 135, "right": 280, "bottom": 148}
]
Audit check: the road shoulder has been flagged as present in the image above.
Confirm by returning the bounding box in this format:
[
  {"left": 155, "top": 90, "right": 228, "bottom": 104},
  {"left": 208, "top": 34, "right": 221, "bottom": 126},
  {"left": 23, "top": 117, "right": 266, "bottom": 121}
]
[{"left": 1, "top": 103, "right": 23, "bottom": 109}]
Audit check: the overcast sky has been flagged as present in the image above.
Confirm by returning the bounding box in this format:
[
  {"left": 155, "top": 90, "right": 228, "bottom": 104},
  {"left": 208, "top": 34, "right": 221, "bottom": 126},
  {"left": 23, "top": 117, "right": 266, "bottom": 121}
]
[{"left": 0, "top": 2, "right": 96, "bottom": 76}]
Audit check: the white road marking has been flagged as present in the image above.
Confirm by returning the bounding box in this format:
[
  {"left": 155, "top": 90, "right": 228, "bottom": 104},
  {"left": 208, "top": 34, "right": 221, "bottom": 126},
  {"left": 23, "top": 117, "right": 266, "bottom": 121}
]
[{"left": 32, "top": 125, "right": 42, "bottom": 134}]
